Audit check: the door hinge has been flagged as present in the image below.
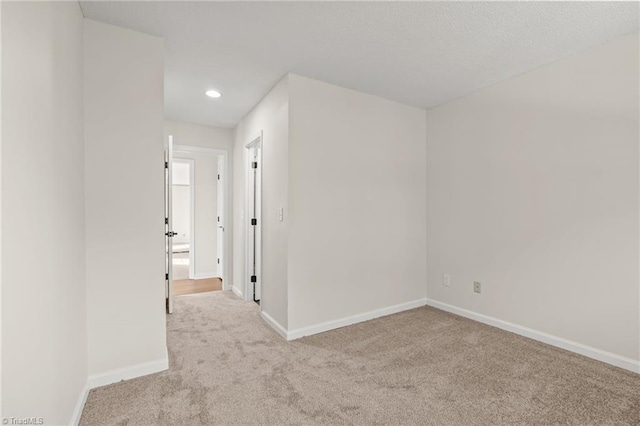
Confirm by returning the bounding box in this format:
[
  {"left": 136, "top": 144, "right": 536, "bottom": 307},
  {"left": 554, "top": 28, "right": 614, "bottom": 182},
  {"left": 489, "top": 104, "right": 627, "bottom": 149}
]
[
  {"left": 165, "top": 273, "right": 169, "bottom": 280},
  {"left": 165, "top": 217, "right": 169, "bottom": 225},
  {"left": 253, "top": 280, "right": 259, "bottom": 304},
  {"left": 251, "top": 275, "right": 257, "bottom": 283},
  {"left": 218, "top": 174, "right": 220, "bottom": 180},
  {"left": 164, "top": 161, "right": 168, "bottom": 169},
  {"left": 252, "top": 161, "right": 257, "bottom": 169},
  {"left": 217, "top": 216, "right": 220, "bottom": 222},
  {"left": 251, "top": 218, "right": 257, "bottom": 226},
  {"left": 217, "top": 258, "right": 220, "bottom": 264}
]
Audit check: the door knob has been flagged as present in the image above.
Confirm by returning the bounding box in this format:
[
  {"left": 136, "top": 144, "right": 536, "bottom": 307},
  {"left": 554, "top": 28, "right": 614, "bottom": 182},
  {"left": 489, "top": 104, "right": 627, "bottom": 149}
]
[{"left": 166, "top": 231, "right": 178, "bottom": 237}]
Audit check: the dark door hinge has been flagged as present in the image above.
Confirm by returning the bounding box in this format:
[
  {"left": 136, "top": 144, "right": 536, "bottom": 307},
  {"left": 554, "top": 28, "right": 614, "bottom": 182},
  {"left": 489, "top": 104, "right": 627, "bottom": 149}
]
[
  {"left": 165, "top": 273, "right": 169, "bottom": 280},
  {"left": 251, "top": 275, "right": 257, "bottom": 283},
  {"left": 252, "top": 161, "right": 257, "bottom": 169},
  {"left": 164, "top": 161, "right": 168, "bottom": 169},
  {"left": 251, "top": 218, "right": 257, "bottom": 226}
]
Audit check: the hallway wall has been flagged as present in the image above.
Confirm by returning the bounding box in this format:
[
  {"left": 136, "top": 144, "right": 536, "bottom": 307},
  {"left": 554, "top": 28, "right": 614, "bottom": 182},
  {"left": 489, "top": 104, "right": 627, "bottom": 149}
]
[
  {"left": 287, "top": 74, "right": 428, "bottom": 332},
  {"left": 84, "top": 19, "right": 167, "bottom": 378},
  {"left": 165, "top": 120, "right": 233, "bottom": 151},
  {"left": 1, "top": 2, "right": 87, "bottom": 423},
  {"left": 233, "top": 76, "right": 290, "bottom": 328}
]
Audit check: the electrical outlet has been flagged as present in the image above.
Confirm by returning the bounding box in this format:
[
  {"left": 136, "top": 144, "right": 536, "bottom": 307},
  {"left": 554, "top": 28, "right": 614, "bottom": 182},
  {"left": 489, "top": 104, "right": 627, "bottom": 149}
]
[
  {"left": 443, "top": 274, "right": 451, "bottom": 286},
  {"left": 474, "top": 281, "right": 481, "bottom": 293}
]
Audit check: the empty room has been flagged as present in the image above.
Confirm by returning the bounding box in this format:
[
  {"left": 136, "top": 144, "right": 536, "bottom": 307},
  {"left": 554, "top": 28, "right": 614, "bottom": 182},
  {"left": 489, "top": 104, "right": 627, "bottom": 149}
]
[{"left": 1, "top": 1, "right": 638, "bottom": 425}]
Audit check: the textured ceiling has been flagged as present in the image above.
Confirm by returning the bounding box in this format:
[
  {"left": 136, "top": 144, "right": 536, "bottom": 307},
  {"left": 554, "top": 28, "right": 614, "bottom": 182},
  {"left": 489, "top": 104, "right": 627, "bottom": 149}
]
[{"left": 80, "top": 1, "right": 639, "bottom": 128}]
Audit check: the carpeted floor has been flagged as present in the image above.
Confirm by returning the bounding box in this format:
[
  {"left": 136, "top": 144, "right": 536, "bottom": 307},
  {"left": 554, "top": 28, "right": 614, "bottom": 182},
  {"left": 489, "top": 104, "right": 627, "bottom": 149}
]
[{"left": 80, "top": 292, "right": 639, "bottom": 425}]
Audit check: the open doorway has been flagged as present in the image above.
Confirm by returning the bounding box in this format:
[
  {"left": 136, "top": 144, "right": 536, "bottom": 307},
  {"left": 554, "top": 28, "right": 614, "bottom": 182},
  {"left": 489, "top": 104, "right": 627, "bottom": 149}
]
[{"left": 165, "top": 137, "right": 229, "bottom": 312}]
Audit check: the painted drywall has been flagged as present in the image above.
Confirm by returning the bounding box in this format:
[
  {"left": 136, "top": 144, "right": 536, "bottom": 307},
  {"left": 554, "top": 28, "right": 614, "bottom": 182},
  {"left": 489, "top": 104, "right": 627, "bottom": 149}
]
[
  {"left": 84, "top": 19, "right": 167, "bottom": 376},
  {"left": 174, "top": 151, "right": 219, "bottom": 277},
  {"left": 165, "top": 120, "right": 233, "bottom": 151},
  {"left": 0, "top": 2, "right": 3, "bottom": 417},
  {"left": 1, "top": 2, "right": 87, "bottom": 423},
  {"left": 233, "top": 76, "right": 289, "bottom": 327},
  {"left": 426, "top": 33, "right": 639, "bottom": 362},
  {"left": 287, "top": 74, "right": 428, "bottom": 331}
]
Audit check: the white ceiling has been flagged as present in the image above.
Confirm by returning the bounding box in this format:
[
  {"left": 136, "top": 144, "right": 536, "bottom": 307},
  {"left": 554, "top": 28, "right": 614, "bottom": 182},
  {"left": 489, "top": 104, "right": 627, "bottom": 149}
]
[{"left": 79, "top": 1, "right": 639, "bottom": 129}]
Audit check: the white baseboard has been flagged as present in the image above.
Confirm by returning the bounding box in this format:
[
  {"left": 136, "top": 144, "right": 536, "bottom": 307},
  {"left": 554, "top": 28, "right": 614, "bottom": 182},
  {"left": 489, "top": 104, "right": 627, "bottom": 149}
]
[
  {"left": 193, "top": 272, "right": 220, "bottom": 280},
  {"left": 426, "top": 299, "right": 640, "bottom": 374},
  {"left": 222, "top": 279, "right": 231, "bottom": 291},
  {"left": 231, "top": 285, "right": 244, "bottom": 299},
  {"left": 70, "top": 349, "right": 169, "bottom": 424},
  {"left": 70, "top": 383, "right": 90, "bottom": 426},
  {"left": 261, "top": 311, "right": 289, "bottom": 340},
  {"left": 87, "top": 351, "right": 169, "bottom": 389},
  {"left": 287, "top": 298, "right": 428, "bottom": 340}
]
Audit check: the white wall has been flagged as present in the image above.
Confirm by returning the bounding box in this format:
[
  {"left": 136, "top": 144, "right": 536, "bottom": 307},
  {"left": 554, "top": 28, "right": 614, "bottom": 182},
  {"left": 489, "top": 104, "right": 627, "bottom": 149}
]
[
  {"left": 426, "top": 33, "right": 639, "bottom": 363},
  {"left": 0, "top": 2, "right": 4, "bottom": 417},
  {"left": 165, "top": 120, "right": 232, "bottom": 151},
  {"left": 233, "top": 76, "right": 290, "bottom": 327},
  {"left": 174, "top": 151, "right": 219, "bottom": 277},
  {"left": 84, "top": 20, "right": 167, "bottom": 377},
  {"left": 1, "top": 2, "right": 87, "bottom": 423},
  {"left": 287, "top": 74, "right": 427, "bottom": 331}
]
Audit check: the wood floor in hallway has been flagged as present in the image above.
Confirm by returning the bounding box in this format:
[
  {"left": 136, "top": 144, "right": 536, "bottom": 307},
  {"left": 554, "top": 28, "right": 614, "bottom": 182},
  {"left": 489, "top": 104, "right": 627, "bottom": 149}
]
[{"left": 173, "top": 277, "right": 222, "bottom": 296}]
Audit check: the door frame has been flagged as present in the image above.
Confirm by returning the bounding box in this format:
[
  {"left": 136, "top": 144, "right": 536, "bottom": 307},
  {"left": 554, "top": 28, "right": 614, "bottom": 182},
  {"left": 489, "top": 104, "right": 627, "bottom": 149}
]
[
  {"left": 171, "top": 157, "right": 196, "bottom": 280},
  {"left": 173, "top": 144, "right": 230, "bottom": 289},
  {"left": 244, "top": 133, "right": 262, "bottom": 304},
  {"left": 216, "top": 155, "right": 225, "bottom": 280},
  {"left": 165, "top": 135, "right": 174, "bottom": 313}
]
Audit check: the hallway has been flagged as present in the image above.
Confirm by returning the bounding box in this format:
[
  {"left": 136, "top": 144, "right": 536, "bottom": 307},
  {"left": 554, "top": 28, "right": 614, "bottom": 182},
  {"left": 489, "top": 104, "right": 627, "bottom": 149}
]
[{"left": 79, "top": 292, "right": 638, "bottom": 425}]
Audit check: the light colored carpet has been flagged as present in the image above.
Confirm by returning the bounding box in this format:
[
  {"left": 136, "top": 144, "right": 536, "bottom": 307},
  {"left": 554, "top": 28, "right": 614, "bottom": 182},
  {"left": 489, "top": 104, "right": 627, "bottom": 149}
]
[{"left": 80, "top": 292, "right": 639, "bottom": 425}]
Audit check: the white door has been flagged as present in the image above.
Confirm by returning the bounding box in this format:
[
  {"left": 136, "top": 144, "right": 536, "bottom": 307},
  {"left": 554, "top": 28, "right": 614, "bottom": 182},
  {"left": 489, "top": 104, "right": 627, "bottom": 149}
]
[
  {"left": 247, "top": 143, "right": 261, "bottom": 302},
  {"left": 216, "top": 155, "right": 224, "bottom": 282},
  {"left": 164, "top": 135, "right": 175, "bottom": 313}
]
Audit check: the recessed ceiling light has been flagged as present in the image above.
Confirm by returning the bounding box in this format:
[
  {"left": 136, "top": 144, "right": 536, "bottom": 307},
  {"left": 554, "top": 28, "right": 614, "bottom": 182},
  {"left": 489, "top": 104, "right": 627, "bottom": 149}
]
[{"left": 205, "top": 89, "right": 222, "bottom": 98}]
